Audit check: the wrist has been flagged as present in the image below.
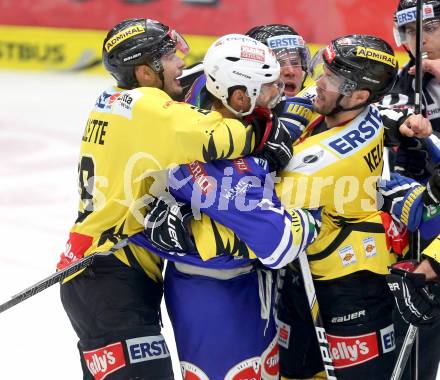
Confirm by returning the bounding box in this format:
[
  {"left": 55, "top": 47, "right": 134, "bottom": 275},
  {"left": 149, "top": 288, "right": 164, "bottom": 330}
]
[{"left": 415, "top": 258, "right": 438, "bottom": 281}]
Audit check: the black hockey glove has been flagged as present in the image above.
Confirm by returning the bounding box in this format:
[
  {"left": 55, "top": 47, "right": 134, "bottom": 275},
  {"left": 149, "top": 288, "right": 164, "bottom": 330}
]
[
  {"left": 144, "top": 197, "right": 195, "bottom": 252},
  {"left": 424, "top": 168, "right": 440, "bottom": 207},
  {"left": 395, "top": 137, "right": 430, "bottom": 182},
  {"left": 250, "top": 107, "right": 293, "bottom": 172},
  {"left": 387, "top": 260, "right": 440, "bottom": 327}
]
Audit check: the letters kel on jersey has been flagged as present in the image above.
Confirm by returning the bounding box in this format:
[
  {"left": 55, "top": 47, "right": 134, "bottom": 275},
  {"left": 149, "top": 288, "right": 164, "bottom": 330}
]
[
  {"left": 326, "top": 331, "right": 379, "bottom": 368},
  {"left": 322, "top": 106, "right": 383, "bottom": 158},
  {"left": 82, "top": 342, "right": 126, "bottom": 380},
  {"left": 126, "top": 335, "right": 170, "bottom": 364}
]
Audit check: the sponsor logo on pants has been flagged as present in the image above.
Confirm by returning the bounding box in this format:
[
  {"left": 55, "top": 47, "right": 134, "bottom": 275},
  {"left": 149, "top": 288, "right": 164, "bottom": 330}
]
[
  {"left": 82, "top": 342, "right": 126, "bottom": 380},
  {"left": 180, "top": 361, "right": 209, "bottom": 380},
  {"left": 126, "top": 335, "right": 170, "bottom": 364},
  {"left": 326, "top": 331, "right": 379, "bottom": 368}
]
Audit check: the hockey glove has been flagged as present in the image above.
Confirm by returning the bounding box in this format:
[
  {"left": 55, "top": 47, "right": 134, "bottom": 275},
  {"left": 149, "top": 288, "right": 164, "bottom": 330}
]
[
  {"left": 424, "top": 168, "right": 440, "bottom": 206},
  {"left": 144, "top": 197, "right": 195, "bottom": 252},
  {"left": 395, "top": 137, "right": 430, "bottom": 182},
  {"left": 278, "top": 96, "right": 314, "bottom": 142},
  {"left": 379, "top": 172, "right": 425, "bottom": 231},
  {"left": 249, "top": 106, "right": 293, "bottom": 172},
  {"left": 387, "top": 260, "right": 440, "bottom": 326}
]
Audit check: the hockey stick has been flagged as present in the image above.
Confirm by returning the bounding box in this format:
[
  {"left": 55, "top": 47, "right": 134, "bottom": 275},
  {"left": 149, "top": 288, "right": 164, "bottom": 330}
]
[
  {"left": 298, "top": 250, "right": 337, "bottom": 380},
  {"left": 0, "top": 238, "right": 128, "bottom": 314},
  {"left": 409, "top": 1, "right": 423, "bottom": 377}
]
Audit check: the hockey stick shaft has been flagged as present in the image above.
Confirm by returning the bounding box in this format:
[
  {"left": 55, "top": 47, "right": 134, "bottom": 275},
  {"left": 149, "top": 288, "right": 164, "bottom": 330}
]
[
  {"left": 0, "top": 238, "right": 128, "bottom": 314},
  {"left": 390, "top": 323, "right": 418, "bottom": 380},
  {"left": 298, "top": 250, "right": 337, "bottom": 380}
]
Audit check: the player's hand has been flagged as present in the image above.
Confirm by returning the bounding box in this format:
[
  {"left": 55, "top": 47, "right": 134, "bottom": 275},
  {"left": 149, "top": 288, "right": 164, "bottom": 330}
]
[
  {"left": 378, "top": 172, "right": 424, "bottom": 231},
  {"left": 144, "top": 197, "right": 195, "bottom": 252},
  {"left": 409, "top": 59, "right": 440, "bottom": 82},
  {"left": 387, "top": 260, "right": 440, "bottom": 326},
  {"left": 278, "top": 96, "right": 314, "bottom": 141},
  {"left": 395, "top": 137, "right": 430, "bottom": 181},
  {"left": 250, "top": 107, "right": 293, "bottom": 172},
  {"left": 399, "top": 114, "right": 432, "bottom": 138},
  {"left": 424, "top": 168, "right": 440, "bottom": 206}
]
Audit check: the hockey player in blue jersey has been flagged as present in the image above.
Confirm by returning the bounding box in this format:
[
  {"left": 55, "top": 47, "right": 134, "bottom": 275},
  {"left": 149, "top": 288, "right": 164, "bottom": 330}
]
[{"left": 130, "top": 34, "right": 319, "bottom": 380}]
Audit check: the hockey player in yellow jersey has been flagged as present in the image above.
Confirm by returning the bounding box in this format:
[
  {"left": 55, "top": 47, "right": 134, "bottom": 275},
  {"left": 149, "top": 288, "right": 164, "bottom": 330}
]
[
  {"left": 57, "top": 18, "right": 293, "bottom": 380},
  {"left": 275, "top": 35, "right": 400, "bottom": 380}
]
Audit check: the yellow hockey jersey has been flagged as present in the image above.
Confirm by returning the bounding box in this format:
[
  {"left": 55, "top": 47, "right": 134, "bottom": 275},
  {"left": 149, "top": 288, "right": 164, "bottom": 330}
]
[
  {"left": 61, "top": 86, "right": 255, "bottom": 282},
  {"left": 277, "top": 103, "right": 396, "bottom": 280}
]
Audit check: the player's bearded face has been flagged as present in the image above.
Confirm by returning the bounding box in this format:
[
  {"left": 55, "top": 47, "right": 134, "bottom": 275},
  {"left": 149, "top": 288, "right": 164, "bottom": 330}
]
[
  {"left": 161, "top": 52, "right": 185, "bottom": 99},
  {"left": 314, "top": 77, "right": 340, "bottom": 115}
]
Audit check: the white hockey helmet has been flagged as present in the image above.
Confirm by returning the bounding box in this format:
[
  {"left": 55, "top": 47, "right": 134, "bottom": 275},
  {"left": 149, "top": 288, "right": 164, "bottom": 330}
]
[{"left": 203, "top": 33, "right": 281, "bottom": 117}]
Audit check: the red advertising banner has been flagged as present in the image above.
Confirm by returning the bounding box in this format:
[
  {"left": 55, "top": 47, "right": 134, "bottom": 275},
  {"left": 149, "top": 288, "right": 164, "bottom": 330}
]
[{"left": 0, "top": 0, "right": 398, "bottom": 46}]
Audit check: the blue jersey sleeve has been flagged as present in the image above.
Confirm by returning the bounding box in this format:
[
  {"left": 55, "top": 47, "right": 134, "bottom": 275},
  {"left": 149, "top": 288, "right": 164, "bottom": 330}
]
[{"left": 169, "top": 156, "right": 317, "bottom": 268}]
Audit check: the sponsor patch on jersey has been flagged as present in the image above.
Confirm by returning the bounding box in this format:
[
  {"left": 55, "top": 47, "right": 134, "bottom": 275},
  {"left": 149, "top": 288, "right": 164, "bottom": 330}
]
[
  {"left": 322, "top": 106, "right": 382, "bottom": 158},
  {"left": 187, "top": 160, "right": 215, "bottom": 194},
  {"left": 112, "top": 89, "right": 143, "bottom": 120},
  {"left": 104, "top": 24, "right": 145, "bottom": 52},
  {"left": 82, "top": 342, "right": 126, "bottom": 380},
  {"left": 267, "top": 35, "right": 305, "bottom": 50},
  {"left": 284, "top": 145, "right": 338, "bottom": 175},
  {"left": 355, "top": 47, "right": 397, "bottom": 68},
  {"left": 126, "top": 335, "right": 170, "bottom": 364},
  {"left": 380, "top": 324, "right": 396, "bottom": 354},
  {"left": 225, "top": 357, "right": 261, "bottom": 380},
  {"left": 277, "top": 320, "right": 291, "bottom": 349},
  {"left": 261, "top": 336, "right": 280, "bottom": 379},
  {"left": 362, "top": 236, "right": 377, "bottom": 258},
  {"left": 395, "top": 5, "right": 435, "bottom": 26},
  {"left": 241, "top": 45, "right": 265, "bottom": 62},
  {"left": 233, "top": 157, "right": 250, "bottom": 174},
  {"left": 180, "top": 361, "right": 209, "bottom": 380},
  {"left": 327, "top": 331, "right": 379, "bottom": 368},
  {"left": 338, "top": 244, "right": 357, "bottom": 267}
]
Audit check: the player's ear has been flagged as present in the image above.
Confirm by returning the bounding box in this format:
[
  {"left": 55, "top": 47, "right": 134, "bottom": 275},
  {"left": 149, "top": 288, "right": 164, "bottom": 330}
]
[
  {"left": 350, "top": 89, "right": 370, "bottom": 106},
  {"left": 228, "top": 88, "right": 250, "bottom": 113}
]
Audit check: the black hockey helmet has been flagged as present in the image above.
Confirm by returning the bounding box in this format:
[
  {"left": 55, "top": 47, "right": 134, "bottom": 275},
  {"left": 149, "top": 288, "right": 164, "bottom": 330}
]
[
  {"left": 245, "top": 24, "right": 310, "bottom": 71},
  {"left": 102, "top": 18, "right": 189, "bottom": 89},
  {"left": 394, "top": 0, "right": 440, "bottom": 46},
  {"left": 310, "top": 34, "right": 398, "bottom": 103}
]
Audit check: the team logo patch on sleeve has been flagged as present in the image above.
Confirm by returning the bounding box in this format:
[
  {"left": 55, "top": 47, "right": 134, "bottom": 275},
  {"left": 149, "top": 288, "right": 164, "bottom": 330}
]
[
  {"left": 82, "top": 342, "right": 126, "bottom": 380},
  {"left": 125, "top": 335, "right": 170, "bottom": 363},
  {"left": 362, "top": 236, "right": 377, "bottom": 258}
]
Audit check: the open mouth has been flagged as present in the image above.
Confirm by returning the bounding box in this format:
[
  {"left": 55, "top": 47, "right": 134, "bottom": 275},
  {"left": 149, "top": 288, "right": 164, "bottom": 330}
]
[{"left": 284, "top": 83, "right": 297, "bottom": 96}]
